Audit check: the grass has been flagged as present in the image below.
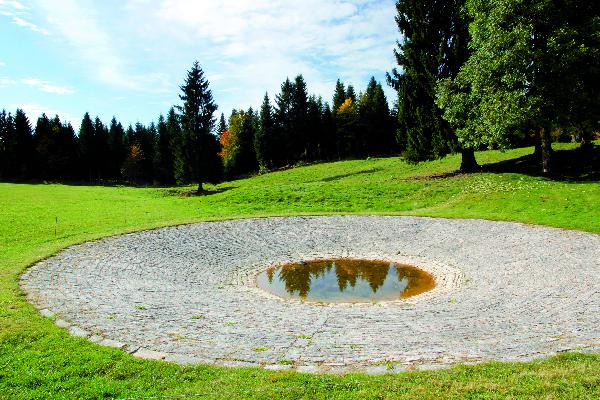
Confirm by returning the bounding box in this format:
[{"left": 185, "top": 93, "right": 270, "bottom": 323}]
[{"left": 1, "top": 143, "right": 599, "bottom": 399}]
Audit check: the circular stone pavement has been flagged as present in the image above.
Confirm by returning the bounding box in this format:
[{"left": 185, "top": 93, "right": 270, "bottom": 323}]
[{"left": 21, "top": 216, "right": 600, "bottom": 374}]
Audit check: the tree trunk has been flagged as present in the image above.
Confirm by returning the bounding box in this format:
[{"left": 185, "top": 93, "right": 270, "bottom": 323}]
[
  {"left": 197, "top": 181, "right": 203, "bottom": 194},
  {"left": 533, "top": 131, "right": 542, "bottom": 159},
  {"left": 540, "top": 126, "right": 552, "bottom": 175},
  {"left": 459, "top": 148, "right": 480, "bottom": 172}
]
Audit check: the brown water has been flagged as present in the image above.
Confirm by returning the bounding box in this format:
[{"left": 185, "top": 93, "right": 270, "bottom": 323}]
[{"left": 256, "top": 259, "right": 435, "bottom": 303}]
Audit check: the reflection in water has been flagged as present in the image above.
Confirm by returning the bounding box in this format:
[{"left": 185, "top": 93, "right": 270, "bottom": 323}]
[{"left": 257, "top": 259, "right": 435, "bottom": 303}]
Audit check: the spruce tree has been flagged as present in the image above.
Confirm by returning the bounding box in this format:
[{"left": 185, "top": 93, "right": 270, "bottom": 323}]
[
  {"left": 332, "top": 80, "right": 347, "bottom": 113},
  {"left": 306, "top": 95, "right": 323, "bottom": 160},
  {"left": 0, "top": 110, "right": 16, "bottom": 179},
  {"left": 345, "top": 85, "right": 357, "bottom": 104},
  {"left": 175, "top": 61, "right": 220, "bottom": 192},
  {"left": 255, "top": 93, "right": 275, "bottom": 170},
  {"left": 108, "top": 117, "right": 127, "bottom": 179},
  {"left": 359, "top": 77, "right": 396, "bottom": 156},
  {"left": 166, "top": 108, "right": 185, "bottom": 184},
  {"left": 154, "top": 114, "right": 175, "bottom": 184},
  {"left": 93, "top": 117, "right": 110, "bottom": 180},
  {"left": 274, "top": 78, "right": 295, "bottom": 166},
  {"left": 33, "top": 113, "right": 52, "bottom": 179},
  {"left": 292, "top": 75, "right": 309, "bottom": 160},
  {"left": 217, "top": 113, "right": 227, "bottom": 138},
  {"left": 78, "top": 113, "right": 96, "bottom": 182},
  {"left": 320, "top": 103, "right": 335, "bottom": 160},
  {"left": 53, "top": 118, "right": 78, "bottom": 180},
  {"left": 388, "top": 0, "right": 456, "bottom": 163},
  {"left": 13, "top": 109, "right": 34, "bottom": 179}
]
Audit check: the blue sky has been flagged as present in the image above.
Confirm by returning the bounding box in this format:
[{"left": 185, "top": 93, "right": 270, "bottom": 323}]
[{"left": 0, "top": 0, "right": 398, "bottom": 128}]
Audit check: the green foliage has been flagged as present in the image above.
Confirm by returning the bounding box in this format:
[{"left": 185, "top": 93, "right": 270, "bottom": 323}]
[
  {"left": 389, "top": 0, "right": 471, "bottom": 164},
  {"left": 153, "top": 114, "right": 176, "bottom": 184},
  {"left": 224, "top": 109, "right": 259, "bottom": 177},
  {"left": 108, "top": 117, "right": 127, "bottom": 179},
  {"left": 255, "top": 93, "right": 275, "bottom": 170},
  {"left": 358, "top": 77, "right": 395, "bottom": 156},
  {"left": 437, "top": 0, "right": 600, "bottom": 159},
  {"left": 175, "top": 61, "right": 221, "bottom": 191}
]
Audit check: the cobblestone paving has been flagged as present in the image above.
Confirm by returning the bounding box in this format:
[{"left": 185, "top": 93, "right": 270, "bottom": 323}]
[{"left": 21, "top": 216, "right": 600, "bottom": 373}]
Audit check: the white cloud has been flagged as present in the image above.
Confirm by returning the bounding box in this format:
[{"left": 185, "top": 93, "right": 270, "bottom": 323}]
[
  {"left": 34, "top": 0, "right": 171, "bottom": 93},
  {"left": 21, "top": 78, "right": 75, "bottom": 94},
  {"left": 0, "top": 61, "right": 6, "bottom": 67},
  {"left": 0, "top": 77, "right": 17, "bottom": 86},
  {"left": 0, "top": 0, "right": 27, "bottom": 10},
  {"left": 1, "top": 0, "right": 50, "bottom": 35},
  {"left": 143, "top": 0, "right": 397, "bottom": 110},
  {"left": 12, "top": 15, "right": 49, "bottom": 34}
]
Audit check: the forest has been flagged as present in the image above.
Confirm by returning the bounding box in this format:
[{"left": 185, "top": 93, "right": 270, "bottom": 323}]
[{"left": 1, "top": 0, "right": 598, "bottom": 191}]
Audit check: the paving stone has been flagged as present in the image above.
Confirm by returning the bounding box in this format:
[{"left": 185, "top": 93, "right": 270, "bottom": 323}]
[
  {"left": 100, "top": 339, "right": 126, "bottom": 349},
  {"left": 55, "top": 319, "right": 70, "bottom": 328},
  {"left": 69, "top": 326, "right": 90, "bottom": 337},
  {"left": 20, "top": 216, "right": 600, "bottom": 373},
  {"left": 133, "top": 349, "right": 166, "bottom": 360}
]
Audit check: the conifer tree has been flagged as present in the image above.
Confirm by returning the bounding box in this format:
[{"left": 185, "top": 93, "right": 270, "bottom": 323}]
[
  {"left": 359, "top": 77, "right": 396, "bottom": 156},
  {"left": 33, "top": 114, "right": 52, "bottom": 179},
  {"left": 320, "top": 103, "right": 336, "bottom": 160},
  {"left": 108, "top": 117, "right": 127, "bottom": 179},
  {"left": 165, "top": 108, "right": 184, "bottom": 184},
  {"left": 332, "top": 80, "right": 347, "bottom": 114},
  {"left": 388, "top": 0, "right": 461, "bottom": 164},
  {"left": 175, "top": 61, "right": 220, "bottom": 192},
  {"left": 78, "top": 113, "right": 96, "bottom": 181},
  {"left": 336, "top": 99, "right": 360, "bottom": 158},
  {"left": 93, "top": 116, "right": 110, "bottom": 180},
  {"left": 292, "top": 75, "right": 309, "bottom": 160},
  {"left": 13, "top": 109, "right": 35, "bottom": 179},
  {"left": 0, "top": 110, "right": 16, "bottom": 179},
  {"left": 255, "top": 93, "right": 275, "bottom": 170},
  {"left": 274, "top": 78, "right": 295, "bottom": 166},
  {"left": 217, "top": 113, "right": 227, "bottom": 138},
  {"left": 52, "top": 117, "right": 78, "bottom": 180},
  {"left": 345, "top": 85, "right": 357, "bottom": 103},
  {"left": 154, "top": 115, "right": 175, "bottom": 184}
]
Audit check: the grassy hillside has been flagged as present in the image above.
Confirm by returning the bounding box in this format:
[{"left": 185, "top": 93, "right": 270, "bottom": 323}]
[{"left": 1, "top": 143, "right": 599, "bottom": 399}]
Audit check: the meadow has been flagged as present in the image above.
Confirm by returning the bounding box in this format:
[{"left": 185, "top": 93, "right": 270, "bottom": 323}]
[{"left": 1, "top": 143, "right": 599, "bottom": 399}]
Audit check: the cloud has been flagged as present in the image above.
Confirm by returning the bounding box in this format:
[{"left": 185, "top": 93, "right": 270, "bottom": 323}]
[
  {"left": 139, "top": 0, "right": 398, "bottom": 110},
  {"left": 0, "top": 0, "right": 27, "bottom": 10},
  {"left": 34, "top": 0, "right": 171, "bottom": 93},
  {"left": 21, "top": 78, "right": 75, "bottom": 94},
  {"left": 0, "top": 61, "right": 6, "bottom": 67},
  {"left": 12, "top": 15, "right": 49, "bottom": 35},
  {"left": 1, "top": 0, "right": 50, "bottom": 35},
  {"left": 0, "top": 77, "right": 17, "bottom": 86}
]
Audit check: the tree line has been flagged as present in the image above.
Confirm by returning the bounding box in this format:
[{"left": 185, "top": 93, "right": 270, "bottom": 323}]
[
  {"left": 0, "top": 67, "right": 396, "bottom": 186},
  {"left": 220, "top": 75, "right": 396, "bottom": 177}
]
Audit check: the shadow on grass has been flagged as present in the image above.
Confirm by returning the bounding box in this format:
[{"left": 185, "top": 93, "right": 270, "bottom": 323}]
[
  {"left": 321, "top": 167, "right": 384, "bottom": 182},
  {"left": 169, "top": 186, "right": 238, "bottom": 197},
  {"left": 483, "top": 144, "right": 600, "bottom": 182}
]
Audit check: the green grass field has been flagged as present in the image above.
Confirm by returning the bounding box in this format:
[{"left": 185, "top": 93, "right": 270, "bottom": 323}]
[{"left": 1, "top": 143, "right": 599, "bottom": 399}]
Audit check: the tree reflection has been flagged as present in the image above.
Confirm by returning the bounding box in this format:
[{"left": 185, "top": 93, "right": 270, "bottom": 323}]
[{"left": 269, "top": 259, "right": 392, "bottom": 298}]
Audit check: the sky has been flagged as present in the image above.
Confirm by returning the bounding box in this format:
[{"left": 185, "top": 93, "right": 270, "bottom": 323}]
[{"left": 0, "top": 0, "right": 399, "bottom": 128}]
